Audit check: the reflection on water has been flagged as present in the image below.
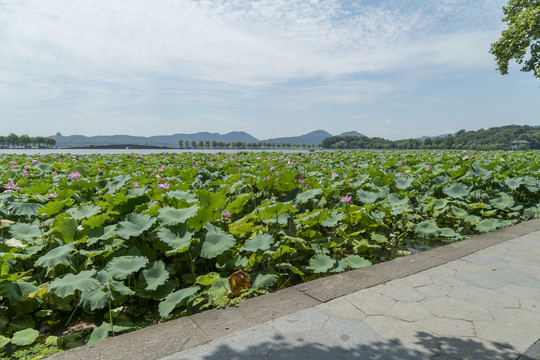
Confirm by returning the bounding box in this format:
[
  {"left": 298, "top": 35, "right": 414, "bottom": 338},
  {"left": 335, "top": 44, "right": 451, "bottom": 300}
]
[{"left": 0, "top": 148, "right": 312, "bottom": 155}]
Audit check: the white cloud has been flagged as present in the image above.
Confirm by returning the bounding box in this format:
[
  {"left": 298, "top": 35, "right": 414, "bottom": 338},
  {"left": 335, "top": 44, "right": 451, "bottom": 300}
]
[
  {"left": 0, "top": 0, "right": 504, "bottom": 87},
  {"left": 0, "top": 0, "right": 514, "bottom": 138}
]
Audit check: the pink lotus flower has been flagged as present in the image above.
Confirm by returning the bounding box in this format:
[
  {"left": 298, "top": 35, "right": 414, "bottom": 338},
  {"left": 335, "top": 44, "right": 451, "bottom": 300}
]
[
  {"left": 52, "top": 171, "right": 58, "bottom": 176},
  {"left": 331, "top": 172, "right": 339, "bottom": 179},
  {"left": 425, "top": 167, "right": 431, "bottom": 171},
  {"left": 157, "top": 183, "right": 170, "bottom": 189},
  {"left": 462, "top": 156, "right": 470, "bottom": 161},
  {"left": 223, "top": 211, "right": 232, "bottom": 218},
  {"left": 46, "top": 192, "right": 59, "bottom": 198},
  {"left": 340, "top": 195, "right": 352, "bottom": 204},
  {"left": 68, "top": 171, "right": 81, "bottom": 180},
  {"left": 3, "top": 181, "right": 19, "bottom": 190},
  {"left": 133, "top": 184, "right": 140, "bottom": 189}
]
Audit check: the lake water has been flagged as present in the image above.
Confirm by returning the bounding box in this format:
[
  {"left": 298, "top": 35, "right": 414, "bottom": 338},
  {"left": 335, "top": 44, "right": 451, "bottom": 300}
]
[{"left": 0, "top": 148, "right": 313, "bottom": 155}]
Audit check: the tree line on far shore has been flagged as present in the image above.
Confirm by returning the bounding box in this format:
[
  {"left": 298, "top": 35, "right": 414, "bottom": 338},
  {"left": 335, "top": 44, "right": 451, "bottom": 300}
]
[
  {"left": 178, "top": 140, "right": 316, "bottom": 149},
  {"left": 320, "top": 125, "right": 540, "bottom": 150},
  {"left": 0, "top": 133, "right": 56, "bottom": 148}
]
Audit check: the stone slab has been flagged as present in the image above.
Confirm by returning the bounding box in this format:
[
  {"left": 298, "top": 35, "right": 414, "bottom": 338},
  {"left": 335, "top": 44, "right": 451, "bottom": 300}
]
[
  {"left": 191, "top": 287, "right": 320, "bottom": 340},
  {"left": 50, "top": 317, "right": 208, "bottom": 360}
]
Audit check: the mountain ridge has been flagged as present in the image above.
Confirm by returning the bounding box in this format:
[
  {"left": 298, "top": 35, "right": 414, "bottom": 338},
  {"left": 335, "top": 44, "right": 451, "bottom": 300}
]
[{"left": 53, "top": 130, "right": 365, "bottom": 147}]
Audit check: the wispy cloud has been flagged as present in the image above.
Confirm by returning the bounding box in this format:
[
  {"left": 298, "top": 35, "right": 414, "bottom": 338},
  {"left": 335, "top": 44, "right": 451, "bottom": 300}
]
[{"left": 0, "top": 0, "right": 513, "bottom": 137}]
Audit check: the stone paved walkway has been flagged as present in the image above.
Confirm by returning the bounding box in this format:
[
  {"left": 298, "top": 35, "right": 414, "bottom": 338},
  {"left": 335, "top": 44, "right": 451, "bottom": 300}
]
[{"left": 161, "top": 231, "right": 540, "bottom": 360}]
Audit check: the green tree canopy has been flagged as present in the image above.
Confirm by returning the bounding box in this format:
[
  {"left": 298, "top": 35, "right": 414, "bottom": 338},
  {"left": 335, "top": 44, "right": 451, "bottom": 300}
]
[{"left": 490, "top": 0, "right": 540, "bottom": 78}]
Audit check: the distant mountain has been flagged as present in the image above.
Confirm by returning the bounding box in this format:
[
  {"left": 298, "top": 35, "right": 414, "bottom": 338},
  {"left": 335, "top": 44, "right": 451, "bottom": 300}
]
[
  {"left": 261, "top": 130, "right": 333, "bottom": 146},
  {"left": 53, "top": 129, "right": 366, "bottom": 147},
  {"left": 339, "top": 131, "right": 366, "bottom": 137},
  {"left": 417, "top": 133, "right": 452, "bottom": 140},
  {"left": 54, "top": 131, "right": 259, "bottom": 147}
]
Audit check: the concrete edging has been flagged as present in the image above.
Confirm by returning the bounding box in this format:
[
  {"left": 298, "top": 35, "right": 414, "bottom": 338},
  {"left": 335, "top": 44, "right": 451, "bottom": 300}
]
[{"left": 50, "top": 218, "right": 540, "bottom": 360}]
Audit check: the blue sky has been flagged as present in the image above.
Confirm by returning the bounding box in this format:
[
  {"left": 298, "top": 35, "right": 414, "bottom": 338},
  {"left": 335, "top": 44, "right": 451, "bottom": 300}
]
[{"left": 1, "top": 0, "right": 539, "bottom": 140}]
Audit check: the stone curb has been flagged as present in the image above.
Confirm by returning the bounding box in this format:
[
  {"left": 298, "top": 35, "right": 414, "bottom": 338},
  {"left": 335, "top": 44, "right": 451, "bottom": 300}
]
[{"left": 49, "top": 218, "right": 540, "bottom": 360}]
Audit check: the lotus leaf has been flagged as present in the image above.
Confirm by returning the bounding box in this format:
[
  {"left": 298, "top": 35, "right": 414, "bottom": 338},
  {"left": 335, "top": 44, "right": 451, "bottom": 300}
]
[
  {"left": 67, "top": 204, "right": 102, "bottom": 220},
  {"left": 142, "top": 261, "right": 169, "bottom": 291},
  {"left": 35, "top": 244, "right": 75, "bottom": 268},
  {"left": 156, "top": 225, "right": 194, "bottom": 252},
  {"left": 79, "top": 288, "right": 109, "bottom": 311},
  {"left": 253, "top": 269, "right": 278, "bottom": 288},
  {"left": 105, "top": 256, "right": 149, "bottom": 280},
  {"left": 295, "top": 188, "right": 323, "bottom": 204},
  {"left": 49, "top": 270, "right": 101, "bottom": 298},
  {"left": 116, "top": 213, "right": 156, "bottom": 239},
  {"left": 9, "top": 221, "right": 41, "bottom": 241},
  {"left": 442, "top": 183, "right": 470, "bottom": 199},
  {"left": 309, "top": 253, "right": 335, "bottom": 273},
  {"left": 11, "top": 328, "right": 39, "bottom": 346},
  {"left": 87, "top": 322, "right": 112, "bottom": 345},
  {"left": 489, "top": 193, "right": 515, "bottom": 210},
  {"left": 198, "top": 226, "right": 236, "bottom": 259},
  {"left": 157, "top": 205, "right": 199, "bottom": 226},
  {"left": 158, "top": 285, "right": 199, "bottom": 317},
  {"left": 240, "top": 233, "right": 274, "bottom": 253},
  {"left": 415, "top": 220, "right": 441, "bottom": 239},
  {"left": 356, "top": 190, "right": 378, "bottom": 204}
]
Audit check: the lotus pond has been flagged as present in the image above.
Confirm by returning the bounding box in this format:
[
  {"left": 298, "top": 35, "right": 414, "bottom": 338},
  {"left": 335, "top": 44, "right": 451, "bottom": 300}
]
[{"left": 0, "top": 150, "right": 539, "bottom": 356}]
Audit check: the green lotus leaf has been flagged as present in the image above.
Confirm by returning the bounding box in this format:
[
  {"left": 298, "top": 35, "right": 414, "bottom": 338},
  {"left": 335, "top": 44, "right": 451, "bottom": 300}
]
[
  {"left": 442, "top": 183, "right": 470, "bottom": 199},
  {"left": 87, "top": 322, "right": 112, "bottom": 345},
  {"left": 439, "top": 227, "right": 459, "bottom": 238},
  {"left": 450, "top": 205, "right": 469, "bottom": 219},
  {"left": 504, "top": 177, "right": 523, "bottom": 190},
  {"left": 309, "top": 253, "right": 335, "bottom": 273},
  {"left": 476, "top": 219, "right": 505, "bottom": 233},
  {"left": 295, "top": 188, "right": 323, "bottom": 205},
  {"left": 395, "top": 176, "right": 414, "bottom": 189},
  {"left": 158, "top": 285, "right": 199, "bottom": 317},
  {"left": 156, "top": 225, "right": 194, "bottom": 252},
  {"left": 34, "top": 162, "right": 53, "bottom": 173},
  {"left": 0, "top": 335, "right": 10, "bottom": 348},
  {"left": 67, "top": 204, "right": 102, "bottom": 220},
  {"left": 142, "top": 261, "right": 169, "bottom": 291},
  {"left": 38, "top": 199, "right": 72, "bottom": 217},
  {"left": 9, "top": 202, "right": 43, "bottom": 218},
  {"left": 79, "top": 288, "right": 108, "bottom": 311},
  {"left": 253, "top": 269, "right": 278, "bottom": 288},
  {"left": 225, "top": 193, "right": 253, "bottom": 213},
  {"left": 116, "top": 213, "right": 156, "bottom": 239},
  {"left": 49, "top": 270, "right": 101, "bottom": 298},
  {"left": 258, "top": 202, "right": 292, "bottom": 220},
  {"left": 198, "top": 226, "right": 236, "bottom": 259},
  {"left": 9, "top": 222, "right": 41, "bottom": 241},
  {"left": 35, "top": 244, "right": 75, "bottom": 268},
  {"left": 86, "top": 224, "right": 117, "bottom": 245},
  {"left": 105, "top": 256, "right": 149, "bottom": 280},
  {"left": 157, "top": 205, "right": 199, "bottom": 226},
  {"left": 356, "top": 190, "right": 378, "bottom": 204},
  {"left": 0, "top": 281, "right": 38, "bottom": 305},
  {"left": 53, "top": 213, "right": 78, "bottom": 242},
  {"left": 166, "top": 190, "right": 198, "bottom": 203},
  {"left": 196, "top": 272, "right": 220, "bottom": 286},
  {"left": 276, "top": 262, "right": 304, "bottom": 276},
  {"left": 386, "top": 193, "right": 409, "bottom": 206},
  {"left": 320, "top": 211, "right": 344, "bottom": 227},
  {"left": 489, "top": 193, "right": 515, "bottom": 210},
  {"left": 415, "top": 220, "right": 441, "bottom": 239},
  {"left": 11, "top": 328, "right": 39, "bottom": 346},
  {"left": 343, "top": 255, "right": 372, "bottom": 269},
  {"left": 240, "top": 233, "right": 274, "bottom": 253}
]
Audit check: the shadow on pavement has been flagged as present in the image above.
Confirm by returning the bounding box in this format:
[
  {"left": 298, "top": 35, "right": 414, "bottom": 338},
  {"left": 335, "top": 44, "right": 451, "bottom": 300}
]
[{"left": 181, "top": 331, "right": 518, "bottom": 360}]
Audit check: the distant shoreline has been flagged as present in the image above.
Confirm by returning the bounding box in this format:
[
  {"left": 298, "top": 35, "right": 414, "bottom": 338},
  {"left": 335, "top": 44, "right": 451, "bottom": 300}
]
[{"left": 66, "top": 144, "right": 176, "bottom": 150}]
